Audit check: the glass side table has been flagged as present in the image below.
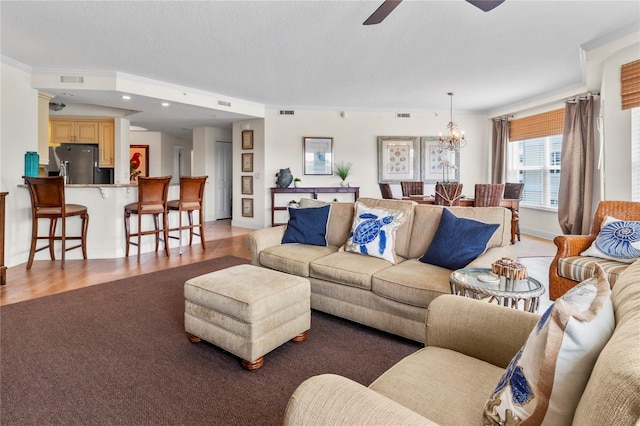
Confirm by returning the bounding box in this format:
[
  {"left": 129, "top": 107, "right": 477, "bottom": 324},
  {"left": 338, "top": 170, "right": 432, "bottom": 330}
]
[{"left": 449, "top": 267, "right": 545, "bottom": 313}]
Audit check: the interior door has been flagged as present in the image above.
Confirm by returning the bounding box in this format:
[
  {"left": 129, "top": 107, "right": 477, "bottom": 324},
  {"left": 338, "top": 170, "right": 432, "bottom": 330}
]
[{"left": 214, "top": 141, "right": 232, "bottom": 219}]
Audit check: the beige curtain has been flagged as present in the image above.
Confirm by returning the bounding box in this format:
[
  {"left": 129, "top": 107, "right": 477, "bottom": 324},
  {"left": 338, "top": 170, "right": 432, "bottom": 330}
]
[
  {"left": 491, "top": 117, "right": 509, "bottom": 184},
  {"left": 558, "top": 96, "right": 598, "bottom": 235}
]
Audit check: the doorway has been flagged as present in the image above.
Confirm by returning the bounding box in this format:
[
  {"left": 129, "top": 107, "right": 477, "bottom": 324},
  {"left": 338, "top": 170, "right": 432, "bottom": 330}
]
[{"left": 214, "top": 141, "right": 232, "bottom": 219}]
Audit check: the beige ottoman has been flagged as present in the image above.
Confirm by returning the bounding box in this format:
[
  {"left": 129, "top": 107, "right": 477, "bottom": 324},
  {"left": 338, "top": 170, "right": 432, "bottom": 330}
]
[{"left": 184, "top": 264, "right": 310, "bottom": 370}]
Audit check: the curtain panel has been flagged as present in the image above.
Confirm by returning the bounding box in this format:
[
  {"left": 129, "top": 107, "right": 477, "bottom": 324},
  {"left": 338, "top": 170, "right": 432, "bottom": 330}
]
[{"left": 491, "top": 117, "right": 509, "bottom": 184}]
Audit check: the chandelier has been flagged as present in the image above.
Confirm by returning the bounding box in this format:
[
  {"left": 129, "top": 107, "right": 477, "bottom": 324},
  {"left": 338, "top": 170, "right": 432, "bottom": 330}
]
[{"left": 438, "top": 92, "right": 467, "bottom": 152}]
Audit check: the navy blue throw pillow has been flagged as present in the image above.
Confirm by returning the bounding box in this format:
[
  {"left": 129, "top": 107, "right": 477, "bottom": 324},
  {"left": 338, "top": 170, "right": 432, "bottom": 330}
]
[
  {"left": 419, "top": 208, "right": 499, "bottom": 270},
  {"left": 281, "top": 205, "right": 331, "bottom": 246}
]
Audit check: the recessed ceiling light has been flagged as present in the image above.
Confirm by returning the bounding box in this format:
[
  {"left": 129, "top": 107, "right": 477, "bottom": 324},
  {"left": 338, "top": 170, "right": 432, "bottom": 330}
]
[
  {"left": 122, "top": 95, "right": 131, "bottom": 100},
  {"left": 161, "top": 102, "right": 170, "bottom": 107}
]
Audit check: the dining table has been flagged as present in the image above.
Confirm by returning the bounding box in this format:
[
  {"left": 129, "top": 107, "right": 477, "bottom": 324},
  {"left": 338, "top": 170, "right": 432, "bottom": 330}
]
[{"left": 403, "top": 195, "right": 520, "bottom": 245}]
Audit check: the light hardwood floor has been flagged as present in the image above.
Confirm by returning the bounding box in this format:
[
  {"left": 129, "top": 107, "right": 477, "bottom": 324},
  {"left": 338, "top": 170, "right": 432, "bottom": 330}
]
[{"left": 1, "top": 222, "right": 556, "bottom": 307}]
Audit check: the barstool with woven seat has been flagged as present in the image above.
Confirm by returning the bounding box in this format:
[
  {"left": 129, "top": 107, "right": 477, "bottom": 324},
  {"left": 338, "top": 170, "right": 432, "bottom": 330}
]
[
  {"left": 24, "top": 176, "right": 89, "bottom": 270},
  {"left": 124, "top": 176, "right": 171, "bottom": 261},
  {"left": 168, "top": 176, "right": 208, "bottom": 254}
]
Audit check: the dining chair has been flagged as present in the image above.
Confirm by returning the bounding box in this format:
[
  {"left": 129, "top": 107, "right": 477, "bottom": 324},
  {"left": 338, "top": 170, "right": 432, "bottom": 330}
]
[
  {"left": 400, "top": 181, "right": 424, "bottom": 197},
  {"left": 434, "top": 182, "right": 463, "bottom": 206},
  {"left": 379, "top": 183, "right": 394, "bottom": 199},
  {"left": 504, "top": 182, "right": 525, "bottom": 241},
  {"left": 23, "top": 176, "right": 89, "bottom": 270},
  {"left": 168, "top": 176, "right": 208, "bottom": 254},
  {"left": 124, "top": 176, "right": 172, "bottom": 261},
  {"left": 474, "top": 183, "right": 505, "bottom": 207}
]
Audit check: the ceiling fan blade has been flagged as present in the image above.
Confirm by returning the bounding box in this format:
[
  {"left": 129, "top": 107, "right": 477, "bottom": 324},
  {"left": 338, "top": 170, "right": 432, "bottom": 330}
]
[
  {"left": 363, "top": 0, "right": 402, "bottom": 25},
  {"left": 466, "top": 0, "right": 505, "bottom": 12}
]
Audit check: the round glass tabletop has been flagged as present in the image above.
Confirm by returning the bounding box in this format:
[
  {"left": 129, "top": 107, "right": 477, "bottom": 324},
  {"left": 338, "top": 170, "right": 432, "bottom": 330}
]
[{"left": 450, "top": 267, "right": 544, "bottom": 298}]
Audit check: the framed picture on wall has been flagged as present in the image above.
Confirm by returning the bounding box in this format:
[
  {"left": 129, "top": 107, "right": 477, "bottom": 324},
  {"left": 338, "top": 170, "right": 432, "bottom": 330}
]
[
  {"left": 377, "top": 136, "right": 420, "bottom": 183},
  {"left": 303, "top": 137, "right": 333, "bottom": 175},
  {"left": 241, "top": 175, "right": 253, "bottom": 195},
  {"left": 129, "top": 145, "right": 149, "bottom": 183},
  {"left": 242, "top": 198, "right": 254, "bottom": 217},
  {"left": 242, "top": 130, "right": 254, "bottom": 150},
  {"left": 421, "top": 136, "right": 460, "bottom": 183},
  {"left": 242, "top": 153, "right": 253, "bottom": 172}
]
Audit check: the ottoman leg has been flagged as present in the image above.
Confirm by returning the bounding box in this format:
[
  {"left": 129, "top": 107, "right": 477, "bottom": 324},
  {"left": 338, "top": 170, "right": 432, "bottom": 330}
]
[
  {"left": 292, "top": 330, "right": 308, "bottom": 343},
  {"left": 242, "top": 357, "right": 264, "bottom": 371},
  {"left": 187, "top": 333, "right": 201, "bottom": 343}
]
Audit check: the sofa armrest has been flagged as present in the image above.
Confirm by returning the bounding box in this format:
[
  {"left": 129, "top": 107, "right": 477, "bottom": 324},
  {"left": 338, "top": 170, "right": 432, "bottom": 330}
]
[
  {"left": 245, "top": 226, "right": 286, "bottom": 266},
  {"left": 284, "top": 374, "right": 437, "bottom": 426},
  {"left": 425, "top": 295, "right": 539, "bottom": 369}
]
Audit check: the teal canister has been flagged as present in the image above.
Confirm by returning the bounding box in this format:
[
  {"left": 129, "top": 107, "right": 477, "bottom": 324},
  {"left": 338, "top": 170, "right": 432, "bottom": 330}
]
[{"left": 24, "top": 151, "right": 40, "bottom": 177}]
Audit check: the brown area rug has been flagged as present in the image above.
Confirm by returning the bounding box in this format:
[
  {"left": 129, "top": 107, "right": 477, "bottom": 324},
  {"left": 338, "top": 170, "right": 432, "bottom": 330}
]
[{"left": 1, "top": 255, "right": 421, "bottom": 425}]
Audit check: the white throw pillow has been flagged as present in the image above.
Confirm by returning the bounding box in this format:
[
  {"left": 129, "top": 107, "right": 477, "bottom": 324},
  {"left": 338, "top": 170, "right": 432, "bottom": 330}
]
[
  {"left": 483, "top": 264, "right": 615, "bottom": 425},
  {"left": 344, "top": 203, "right": 405, "bottom": 264},
  {"left": 580, "top": 215, "right": 640, "bottom": 263}
]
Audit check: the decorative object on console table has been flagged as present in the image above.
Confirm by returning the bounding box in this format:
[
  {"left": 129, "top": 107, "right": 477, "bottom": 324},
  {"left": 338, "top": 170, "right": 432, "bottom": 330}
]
[
  {"left": 377, "top": 136, "right": 420, "bottom": 183},
  {"left": 270, "top": 186, "right": 360, "bottom": 226},
  {"left": 294, "top": 177, "right": 301, "bottom": 188},
  {"left": 242, "top": 130, "right": 253, "bottom": 150},
  {"left": 275, "top": 168, "right": 293, "bottom": 188},
  {"left": 334, "top": 161, "right": 352, "bottom": 187}
]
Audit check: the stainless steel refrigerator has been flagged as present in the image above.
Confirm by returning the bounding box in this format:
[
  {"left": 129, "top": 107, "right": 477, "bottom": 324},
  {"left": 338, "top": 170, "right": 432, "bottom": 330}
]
[{"left": 50, "top": 144, "right": 103, "bottom": 184}]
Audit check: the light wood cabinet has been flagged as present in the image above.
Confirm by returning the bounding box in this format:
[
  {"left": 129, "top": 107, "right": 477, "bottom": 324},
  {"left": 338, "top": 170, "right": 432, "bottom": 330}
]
[
  {"left": 49, "top": 117, "right": 115, "bottom": 168},
  {"left": 98, "top": 121, "right": 115, "bottom": 167}
]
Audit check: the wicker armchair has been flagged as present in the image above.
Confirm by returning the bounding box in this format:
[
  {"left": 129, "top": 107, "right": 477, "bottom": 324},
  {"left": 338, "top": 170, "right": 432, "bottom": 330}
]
[
  {"left": 474, "top": 184, "right": 505, "bottom": 207},
  {"left": 400, "top": 181, "right": 423, "bottom": 197},
  {"left": 379, "top": 183, "right": 394, "bottom": 199},
  {"left": 549, "top": 200, "right": 640, "bottom": 300}
]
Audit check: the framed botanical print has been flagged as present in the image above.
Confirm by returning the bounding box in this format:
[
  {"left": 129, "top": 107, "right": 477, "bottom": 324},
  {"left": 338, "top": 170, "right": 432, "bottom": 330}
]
[
  {"left": 241, "top": 153, "right": 253, "bottom": 172},
  {"left": 377, "top": 136, "right": 420, "bottom": 183},
  {"left": 421, "top": 136, "right": 460, "bottom": 183},
  {"left": 303, "top": 137, "right": 333, "bottom": 175},
  {"left": 241, "top": 175, "right": 253, "bottom": 195},
  {"left": 242, "top": 130, "right": 254, "bottom": 150},
  {"left": 242, "top": 198, "right": 254, "bottom": 217}
]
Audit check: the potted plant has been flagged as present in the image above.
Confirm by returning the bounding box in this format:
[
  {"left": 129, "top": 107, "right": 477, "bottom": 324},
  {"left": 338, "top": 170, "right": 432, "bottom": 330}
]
[
  {"left": 294, "top": 177, "right": 301, "bottom": 188},
  {"left": 334, "top": 161, "right": 352, "bottom": 187}
]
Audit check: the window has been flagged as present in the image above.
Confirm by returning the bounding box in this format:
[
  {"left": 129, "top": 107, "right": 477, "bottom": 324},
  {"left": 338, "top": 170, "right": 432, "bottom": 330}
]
[
  {"left": 507, "top": 135, "right": 562, "bottom": 209},
  {"left": 506, "top": 108, "right": 565, "bottom": 210}
]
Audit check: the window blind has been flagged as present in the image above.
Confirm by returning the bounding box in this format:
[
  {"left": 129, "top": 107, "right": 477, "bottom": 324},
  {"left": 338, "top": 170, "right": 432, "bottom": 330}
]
[
  {"left": 509, "top": 109, "right": 565, "bottom": 142},
  {"left": 621, "top": 60, "right": 640, "bottom": 110}
]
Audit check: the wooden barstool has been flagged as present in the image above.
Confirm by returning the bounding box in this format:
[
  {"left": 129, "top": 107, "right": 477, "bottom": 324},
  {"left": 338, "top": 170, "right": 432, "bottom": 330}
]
[
  {"left": 23, "top": 176, "right": 89, "bottom": 270},
  {"left": 168, "top": 176, "right": 208, "bottom": 254},
  {"left": 124, "top": 176, "right": 171, "bottom": 261}
]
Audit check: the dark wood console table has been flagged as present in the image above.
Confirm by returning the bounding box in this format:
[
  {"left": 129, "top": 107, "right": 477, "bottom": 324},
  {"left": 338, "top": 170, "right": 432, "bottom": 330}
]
[
  {"left": 1, "top": 192, "right": 7, "bottom": 285},
  {"left": 271, "top": 186, "right": 359, "bottom": 226}
]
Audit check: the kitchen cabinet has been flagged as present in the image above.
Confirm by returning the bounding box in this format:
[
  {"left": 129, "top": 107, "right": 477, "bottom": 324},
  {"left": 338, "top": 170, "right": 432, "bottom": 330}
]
[
  {"left": 49, "top": 117, "right": 115, "bottom": 167},
  {"left": 98, "top": 121, "right": 115, "bottom": 167}
]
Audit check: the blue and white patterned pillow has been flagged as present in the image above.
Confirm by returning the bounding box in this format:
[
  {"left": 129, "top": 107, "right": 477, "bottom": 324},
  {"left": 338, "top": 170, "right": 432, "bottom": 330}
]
[
  {"left": 344, "top": 204, "right": 405, "bottom": 264},
  {"left": 581, "top": 216, "right": 640, "bottom": 263},
  {"left": 483, "top": 265, "right": 614, "bottom": 425}
]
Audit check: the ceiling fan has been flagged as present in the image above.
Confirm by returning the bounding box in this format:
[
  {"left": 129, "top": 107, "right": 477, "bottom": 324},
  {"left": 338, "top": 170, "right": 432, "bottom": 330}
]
[{"left": 363, "top": 0, "right": 505, "bottom": 25}]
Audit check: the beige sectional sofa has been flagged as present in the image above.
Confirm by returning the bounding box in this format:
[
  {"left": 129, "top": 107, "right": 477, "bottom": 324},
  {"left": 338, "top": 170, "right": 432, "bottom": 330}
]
[
  {"left": 283, "top": 258, "right": 640, "bottom": 425},
  {"left": 246, "top": 197, "right": 515, "bottom": 342}
]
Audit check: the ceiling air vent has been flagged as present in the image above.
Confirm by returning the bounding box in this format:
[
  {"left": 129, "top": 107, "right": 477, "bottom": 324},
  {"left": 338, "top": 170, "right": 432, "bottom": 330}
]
[
  {"left": 59, "top": 75, "right": 84, "bottom": 84},
  {"left": 396, "top": 113, "right": 411, "bottom": 118},
  {"left": 217, "top": 100, "right": 231, "bottom": 107},
  {"left": 279, "top": 110, "right": 295, "bottom": 116}
]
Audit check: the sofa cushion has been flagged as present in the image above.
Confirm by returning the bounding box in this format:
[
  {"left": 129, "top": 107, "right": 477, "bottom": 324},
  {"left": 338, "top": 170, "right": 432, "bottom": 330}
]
[
  {"left": 484, "top": 265, "right": 615, "bottom": 425},
  {"left": 370, "top": 346, "right": 505, "bottom": 425},
  {"left": 344, "top": 203, "right": 406, "bottom": 264},
  {"left": 580, "top": 215, "right": 640, "bottom": 263},
  {"left": 419, "top": 209, "right": 499, "bottom": 270},
  {"left": 408, "top": 205, "right": 511, "bottom": 259},
  {"left": 310, "top": 251, "right": 397, "bottom": 291},
  {"left": 371, "top": 259, "right": 452, "bottom": 309},
  {"left": 298, "top": 198, "right": 354, "bottom": 247},
  {"left": 260, "top": 244, "right": 338, "bottom": 277},
  {"left": 557, "top": 255, "right": 627, "bottom": 286},
  {"left": 282, "top": 204, "right": 330, "bottom": 246}
]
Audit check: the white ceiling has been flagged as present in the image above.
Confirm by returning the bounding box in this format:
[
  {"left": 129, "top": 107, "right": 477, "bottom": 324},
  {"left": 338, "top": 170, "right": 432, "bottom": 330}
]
[{"left": 2, "top": 1, "right": 639, "bottom": 139}]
